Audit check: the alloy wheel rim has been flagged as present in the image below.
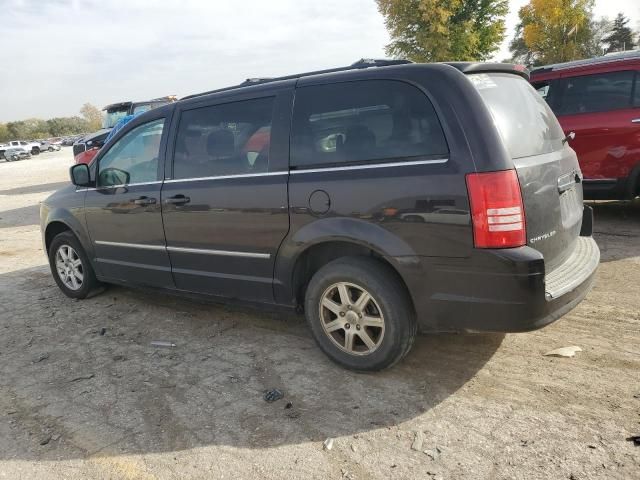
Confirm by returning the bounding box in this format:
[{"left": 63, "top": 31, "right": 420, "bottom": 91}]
[
  {"left": 55, "top": 245, "right": 84, "bottom": 291},
  {"left": 319, "top": 282, "right": 385, "bottom": 355}
]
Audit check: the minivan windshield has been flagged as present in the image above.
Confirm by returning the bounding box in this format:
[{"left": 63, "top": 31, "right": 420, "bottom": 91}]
[{"left": 468, "top": 73, "right": 565, "bottom": 159}]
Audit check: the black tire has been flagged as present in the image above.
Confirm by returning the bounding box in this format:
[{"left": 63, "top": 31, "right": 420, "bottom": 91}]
[
  {"left": 48, "top": 147, "right": 53, "bottom": 152},
  {"left": 32, "top": 148, "right": 40, "bottom": 155},
  {"left": 304, "top": 256, "right": 417, "bottom": 371},
  {"left": 48, "top": 231, "right": 102, "bottom": 299}
]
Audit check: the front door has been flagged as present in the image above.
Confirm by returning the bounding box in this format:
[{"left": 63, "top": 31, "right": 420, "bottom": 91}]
[
  {"left": 84, "top": 115, "right": 174, "bottom": 288},
  {"left": 161, "top": 92, "right": 292, "bottom": 302}
]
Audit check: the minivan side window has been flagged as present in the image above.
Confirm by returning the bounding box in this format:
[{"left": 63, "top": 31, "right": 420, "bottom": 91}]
[
  {"left": 173, "top": 97, "right": 274, "bottom": 179},
  {"left": 290, "top": 80, "right": 448, "bottom": 168},
  {"left": 97, "top": 119, "right": 164, "bottom": 187},
  {"left": 557, "top": 71, "right": 635, "bottom": 115}
]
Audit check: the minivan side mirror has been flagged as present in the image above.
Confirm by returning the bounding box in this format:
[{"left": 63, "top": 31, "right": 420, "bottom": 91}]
[{"left": 70, "top": 163, "right": 91, "bottom": 187}]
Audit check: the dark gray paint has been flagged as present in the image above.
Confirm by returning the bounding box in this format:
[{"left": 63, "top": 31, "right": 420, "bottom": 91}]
[{"left": 41, "top": 62, "right": 598, "bottom": 333}]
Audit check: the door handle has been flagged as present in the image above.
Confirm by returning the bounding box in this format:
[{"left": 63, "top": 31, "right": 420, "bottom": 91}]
[
  {"left": 632, "top": 118, "right": 640, "bottom": 123},
  {"left": 131, "top": 196, "right": 156, "bottom": 205},
  {"left": 164, "top": 194, "right": 191, "bottom": 205}
]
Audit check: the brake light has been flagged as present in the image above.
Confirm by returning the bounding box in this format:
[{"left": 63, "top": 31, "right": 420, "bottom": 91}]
[{"left": 465, "top": 170, "right": 526, "bottom": 248}]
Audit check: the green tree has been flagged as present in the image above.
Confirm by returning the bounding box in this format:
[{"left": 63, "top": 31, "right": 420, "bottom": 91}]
[
  {"left": 604, "top": 13, "right": 636, "bottom": 53},
  {"left": 0, "top": 123, "right": 9, "bottom": 143},
  {"left": 376, "top": 0, "right": 509, "bottom": 62},
  {"left": 6, "top": 119, "right": 50, "bottom": 140},
  {"left": 584, "top": 16, "right": 612, "bottom": 57},
  {"left": 47, "top": 117, "right": 90, "bottom": 137},
  {"left": 80, "top": 103, "right": 102, "bottom": 131},
  {"left": 509, "top": 23, "right": 536, "bottom": 65}
]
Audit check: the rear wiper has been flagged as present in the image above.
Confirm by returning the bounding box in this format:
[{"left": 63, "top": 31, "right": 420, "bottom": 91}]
[{"left": 562, "top": 131, "right": 576, "bottom": 144}]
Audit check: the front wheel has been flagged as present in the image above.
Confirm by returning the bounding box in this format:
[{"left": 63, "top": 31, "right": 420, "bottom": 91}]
[
  {"left": 48, "top": 147, "right": 53, "bottom": 152},
  {"left": 48, "top": 231, "right": 102, "bottom": 299},
  {"left": 304, "top": 257, "right": 416, "bottom": 371}
]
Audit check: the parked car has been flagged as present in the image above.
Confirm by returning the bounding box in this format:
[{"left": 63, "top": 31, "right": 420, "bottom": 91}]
[
  {"left": 73, "top": 96, "right": 177, "bottom": 165},
  {"left": 40, "top": 141, "right": 62, "bottom": 152},
  {"left": 41, "top": 59, "right": 599, "bottom": 371},
  {"left": 6, "top": 140, "right": 40, "bottom": 155},
  {"left": 530, "top": 50, "right": 640, "bottom": 200},
  {"left": 3, "top": 146, "right": 31, "bottom": 161}
]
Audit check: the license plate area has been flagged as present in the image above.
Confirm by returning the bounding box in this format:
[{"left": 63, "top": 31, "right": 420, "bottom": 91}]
[{"left": 560, "top": 186, "right": 581, "bottom": 228}]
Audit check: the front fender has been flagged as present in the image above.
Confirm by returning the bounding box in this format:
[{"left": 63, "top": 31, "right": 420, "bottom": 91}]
[{"left": 41, "top": 203, "right": 94, "bottom": 261}]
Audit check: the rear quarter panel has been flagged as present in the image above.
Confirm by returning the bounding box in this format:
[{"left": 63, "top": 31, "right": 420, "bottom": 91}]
[{"left": 275, "top": 65, "right": 513, "bottom": 304}]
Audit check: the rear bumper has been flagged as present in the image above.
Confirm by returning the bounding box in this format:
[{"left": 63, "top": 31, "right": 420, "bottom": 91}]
[{"left": 399, "top": 231, "right": 599, "bottom": 333}]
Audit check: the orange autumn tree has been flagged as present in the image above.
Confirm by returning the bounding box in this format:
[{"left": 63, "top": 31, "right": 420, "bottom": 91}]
[{"left": 518, "top": 0, "right": 594, "bottom": 64}]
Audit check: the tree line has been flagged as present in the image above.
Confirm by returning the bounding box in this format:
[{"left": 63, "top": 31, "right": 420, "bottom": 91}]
[
  {"left": 0, "top": 103, "right": 102, "bottom": 143},
  {"left": 376, "top": 0, "right": 638, "bottom": 66}
]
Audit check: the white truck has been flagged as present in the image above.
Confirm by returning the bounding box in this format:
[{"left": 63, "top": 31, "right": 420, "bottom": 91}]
[{"left": 6, "top": 140, "right": 41, "bottom": 154}]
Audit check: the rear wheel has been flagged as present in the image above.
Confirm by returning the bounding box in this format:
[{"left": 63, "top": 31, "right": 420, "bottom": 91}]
[
  {"left": 48, "top": 146, "right": 53, "bottom": 152},
  {"left": 48, "top": 231, "right": 101, "bottom": 299},
  {"left": 304, "top": 257, "right": 416, "bottom": 371}
]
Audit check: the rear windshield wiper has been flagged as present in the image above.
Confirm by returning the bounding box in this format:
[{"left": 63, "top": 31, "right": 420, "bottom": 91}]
[{"left": 562, "top": 131, "right": 576, "bottom": 144}]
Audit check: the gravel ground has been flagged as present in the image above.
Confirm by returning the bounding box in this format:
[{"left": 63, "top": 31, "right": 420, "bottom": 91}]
[{"left": 0, "top": 149, "right": 638, "bottom": 480}]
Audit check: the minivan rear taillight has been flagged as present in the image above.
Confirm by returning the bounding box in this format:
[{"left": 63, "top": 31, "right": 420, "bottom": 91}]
[{"left": 465, "top": 170, "right": 526, "bottom": 249}]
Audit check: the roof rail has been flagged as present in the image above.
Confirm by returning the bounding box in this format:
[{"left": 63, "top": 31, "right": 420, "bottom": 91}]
[
  {"left": 181, "top": 58, "right": 413, "bottom": 100},
  {"left": 531, "top": 49, "right": 640, "bottom": 73}
]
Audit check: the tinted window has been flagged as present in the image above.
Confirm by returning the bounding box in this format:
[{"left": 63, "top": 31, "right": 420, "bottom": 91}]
[
  {"left": 531, "top": 79, "right": 562, "bottom": 114},
  {"left": 291, "top": 80, "right": 448, "bottom": 168},
  {"left": 469, "top": 73, "right": 565, "bottom": 159},
  {"left": 557, "top": 71, "right": 634, "bottom": 115},
  {"left": 173, "top": 97, "right": 274, "bottom": 179},
  {"left": 97, "top": 119, "right": 164, "bottom": 187}
]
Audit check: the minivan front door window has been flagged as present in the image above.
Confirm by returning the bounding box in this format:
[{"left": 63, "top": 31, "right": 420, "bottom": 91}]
[{"left": 97, "top": 119, "right": 165, "bottom": 187}]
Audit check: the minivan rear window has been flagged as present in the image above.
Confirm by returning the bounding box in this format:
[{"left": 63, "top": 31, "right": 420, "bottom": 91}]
[
  {"left": 173, "top": 97, "right": 274, "bottom": 179},
  {"left": 469, "top": 73, "right": 565, "bottom": 159},
  {"left": 291, "top": 80, "right": 448, "bottom": 168}
]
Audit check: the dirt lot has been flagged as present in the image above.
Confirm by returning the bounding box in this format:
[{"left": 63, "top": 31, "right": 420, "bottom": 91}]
[{"left": 0, "top": 149, "right": 638, "bottom": 480}]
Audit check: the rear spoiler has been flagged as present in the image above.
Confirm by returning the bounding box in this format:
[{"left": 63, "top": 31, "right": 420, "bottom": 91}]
[{"left": 443, "top": 62, "right": 530, "bottom": 80}]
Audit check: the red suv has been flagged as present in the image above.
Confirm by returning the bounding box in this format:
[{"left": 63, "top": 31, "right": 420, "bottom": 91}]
[{"left": 530, "top": 51, "right": 640, "bottom": 200}]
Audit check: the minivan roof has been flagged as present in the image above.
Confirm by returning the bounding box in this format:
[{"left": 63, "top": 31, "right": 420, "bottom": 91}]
[
  {"left": 530, "top": 50, "right": 640, "bottom": 75},
  {"left": 181, "top": 59, "right": 530, "bottom": 102}
]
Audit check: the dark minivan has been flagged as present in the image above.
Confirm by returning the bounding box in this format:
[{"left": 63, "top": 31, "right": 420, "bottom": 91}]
[{"left": 41, "top": 59, "right": 599, "bottom": 370}]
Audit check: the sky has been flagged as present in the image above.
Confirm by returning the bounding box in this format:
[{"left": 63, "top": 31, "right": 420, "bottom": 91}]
[{"left": 1, "top": 0, "right": 638, "bottom": 122}]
